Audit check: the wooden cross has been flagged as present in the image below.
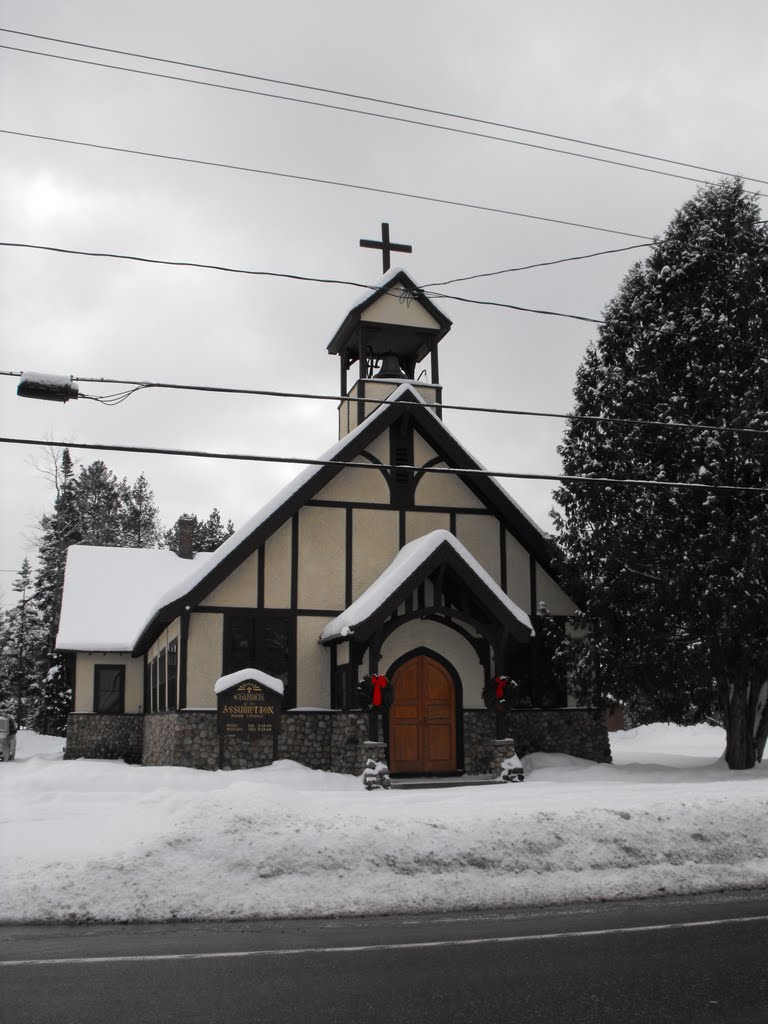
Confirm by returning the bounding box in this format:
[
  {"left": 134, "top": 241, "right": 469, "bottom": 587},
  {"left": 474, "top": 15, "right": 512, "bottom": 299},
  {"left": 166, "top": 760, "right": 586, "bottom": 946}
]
[{"left": 359, "top": 222, "right": 412, "bottom": 273}]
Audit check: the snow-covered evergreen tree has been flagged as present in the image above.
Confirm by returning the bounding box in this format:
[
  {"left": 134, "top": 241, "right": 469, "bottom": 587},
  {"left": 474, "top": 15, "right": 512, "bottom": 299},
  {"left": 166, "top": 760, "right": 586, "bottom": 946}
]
[
  {"left": 30, "top": 451, "right": 164, "bottom": 733},
  {"left": 122, "top": 473, "right": 162, "bottom": 548},
  {"left": 70, "top": 460, "right": 128, "bottom": 546},
  {"left": 0, "top": 559, "right": 47, "bottom": 725},
  {"left": 553, "top": 180, "right": 768, "bottom": 769}
]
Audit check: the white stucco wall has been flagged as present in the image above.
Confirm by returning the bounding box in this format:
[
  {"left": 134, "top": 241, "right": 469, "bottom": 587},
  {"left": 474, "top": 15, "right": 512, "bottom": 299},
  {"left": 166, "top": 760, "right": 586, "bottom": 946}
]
[
  {"left": 456, "top": 514, "right": 501, "bottom": 584},
  {"left": 351, "top": 507, "right": 399, "bottom": 600},
  {"left": 74, "top": 651, "right": 144, "bottom": 714},
  {"left": 315, "top": 457, "right": 391, "bottom": 504},
  {"left": 204, "top": 550, "right": 259, "bottom": 607},
  {"left": 360, "top": 289, "right": 441, "bottom": 329},
  {"left": 264, "top": 520, "right": 292, "bottom": 608},
  {"left": 295, "top": 616, "right": 330, "bottom": 707},
  {"left": 185, "top": 612, "right": 223, "bottom": 708},
  {"left": 506, "top": 533, "right": 532, "bottom": 613},
  {"left": 414, "top": 462, "right": 484, "bottom": 509},
  {"left": 405, "top": 509, "right": 451, "bottom": 543},
  {"left": 298, "top": 506, "right": 346, "bottom": 609}
]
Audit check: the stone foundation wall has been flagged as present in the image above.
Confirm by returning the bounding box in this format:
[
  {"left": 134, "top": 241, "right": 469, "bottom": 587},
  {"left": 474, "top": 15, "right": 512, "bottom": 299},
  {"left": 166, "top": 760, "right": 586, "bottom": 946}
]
[
  {"left": 140, "top": 710, "right": 370, "bottom": 772},
  {"left": 65, "top": 706, "right": 610, "bottom": 771},
  {"left": 505, "top": 708, "right": 612, "bottom": 762},
  {"left": 142, "top": 713, "right": 177, "bottom": 765},
  {"left": 462, "top": 711, "right": 496, "bottom": 774},
  {"left": 65, "top": 713, "right": 143, "bottom": 763}
]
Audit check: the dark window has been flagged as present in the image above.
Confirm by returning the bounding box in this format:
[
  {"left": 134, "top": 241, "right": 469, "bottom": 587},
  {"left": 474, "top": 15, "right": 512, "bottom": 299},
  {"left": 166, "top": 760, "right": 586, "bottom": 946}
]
[
  {"left": 153, "top": 655, "right": 160, "bottom": 712},
  {"left": 167, "top": 640, "right": 178, "bottom": 710},
  {"left": 332, "top": 664, "right": 355, "bottom": 710},
  {"left": 224, "top": 613, "right": 293, "bottom": 705},
  {"left": 94, "top": 665, "right": 125, "bottom": 714},
  {"left": 158, "top": 649, "right": 167, "bottom": 711}
]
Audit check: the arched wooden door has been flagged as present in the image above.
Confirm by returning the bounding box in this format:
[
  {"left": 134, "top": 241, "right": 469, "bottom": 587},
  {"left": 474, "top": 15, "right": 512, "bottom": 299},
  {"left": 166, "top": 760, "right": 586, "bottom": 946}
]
[{"left": 389, "top": 655, "right": 457, "bottom": 774}]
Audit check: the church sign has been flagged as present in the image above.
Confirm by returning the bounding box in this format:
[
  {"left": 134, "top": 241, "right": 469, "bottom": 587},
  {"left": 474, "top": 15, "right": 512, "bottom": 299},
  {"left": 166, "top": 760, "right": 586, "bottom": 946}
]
[{"left": 215, "top": 670, "right": 284, "bottom": 738}]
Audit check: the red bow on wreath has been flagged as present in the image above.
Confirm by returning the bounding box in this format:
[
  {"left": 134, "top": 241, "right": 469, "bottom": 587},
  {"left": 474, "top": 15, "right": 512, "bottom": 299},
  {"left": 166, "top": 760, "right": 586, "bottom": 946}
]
[
  {"left": 495, "top": 676, "right": 508, "bottom": 700},
  {"left": 371, "top": 674, "right": 388, "bottom": 707}
]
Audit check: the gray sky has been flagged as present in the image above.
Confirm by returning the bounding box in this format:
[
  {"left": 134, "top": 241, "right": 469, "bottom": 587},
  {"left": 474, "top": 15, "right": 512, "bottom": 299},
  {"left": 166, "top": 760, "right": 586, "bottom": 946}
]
[{"left": 1, "top": 0, "right": 767, "bottom": 606}]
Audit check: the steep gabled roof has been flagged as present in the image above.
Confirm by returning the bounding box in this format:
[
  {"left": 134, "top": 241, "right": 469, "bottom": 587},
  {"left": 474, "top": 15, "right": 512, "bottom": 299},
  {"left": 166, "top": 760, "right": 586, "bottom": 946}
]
[
  {"left": 320, "top": 530, "right": 533, "bottom": 645},
  {"left": 327, "top": 268, "right": 452, "bottom": 359},
  {"left": 132, "top": 383, "right": 562, "bottom": 654}
]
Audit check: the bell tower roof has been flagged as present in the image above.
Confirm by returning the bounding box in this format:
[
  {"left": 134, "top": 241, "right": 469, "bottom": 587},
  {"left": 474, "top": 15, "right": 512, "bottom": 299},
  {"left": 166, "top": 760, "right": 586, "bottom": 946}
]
[{"left": 327, "top": 268, "right": 452, "bottom": 378}]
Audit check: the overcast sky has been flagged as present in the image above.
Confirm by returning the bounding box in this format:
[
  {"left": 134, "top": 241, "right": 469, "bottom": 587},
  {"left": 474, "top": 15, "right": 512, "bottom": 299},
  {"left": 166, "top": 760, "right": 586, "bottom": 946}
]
[{"left": 1, "top": 0, "right": 767, "bottom": 607}]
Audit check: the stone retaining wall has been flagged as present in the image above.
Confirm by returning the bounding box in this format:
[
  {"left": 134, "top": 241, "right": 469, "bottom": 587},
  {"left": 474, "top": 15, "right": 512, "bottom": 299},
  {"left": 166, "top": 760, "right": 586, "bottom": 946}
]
[
  {"left": 505, "top": 707, "right": 612, "bottom": 762},
  {"left": 462, "top": 711, "right": 496, "bottom": 774},
  {"left": 65, "top": 713, "right": 143, "bottom": 764},
  {"left": 140, "top": 710, "right": 370, "bottom": 772},
  {"left": 65, "top": 706, "right": 610, "bottom": 771}
]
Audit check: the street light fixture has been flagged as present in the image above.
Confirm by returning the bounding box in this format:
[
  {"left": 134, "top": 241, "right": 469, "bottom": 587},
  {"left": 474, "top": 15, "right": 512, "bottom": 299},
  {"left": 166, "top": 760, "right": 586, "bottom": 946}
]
[{"left": 16, "top": 372, "right": 79, "bottom": 403}]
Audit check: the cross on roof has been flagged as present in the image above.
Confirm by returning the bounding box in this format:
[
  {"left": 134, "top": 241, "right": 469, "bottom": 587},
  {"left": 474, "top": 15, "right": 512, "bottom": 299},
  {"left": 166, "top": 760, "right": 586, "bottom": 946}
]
[{"left": 359, "top": 222, "right": 412, "bottom": 273}]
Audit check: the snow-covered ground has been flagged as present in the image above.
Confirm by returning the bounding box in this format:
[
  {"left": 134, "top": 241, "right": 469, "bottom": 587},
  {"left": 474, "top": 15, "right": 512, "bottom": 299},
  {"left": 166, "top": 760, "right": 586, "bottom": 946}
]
[{"left": 1, "top": 724, "right": 766, "bottom": 924}]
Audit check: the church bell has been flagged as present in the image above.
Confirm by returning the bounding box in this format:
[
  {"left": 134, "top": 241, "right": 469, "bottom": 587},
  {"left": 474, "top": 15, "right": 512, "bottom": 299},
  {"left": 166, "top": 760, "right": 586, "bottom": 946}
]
[{"left": 374, "top": 353, "right": 408, "bottom": 379}]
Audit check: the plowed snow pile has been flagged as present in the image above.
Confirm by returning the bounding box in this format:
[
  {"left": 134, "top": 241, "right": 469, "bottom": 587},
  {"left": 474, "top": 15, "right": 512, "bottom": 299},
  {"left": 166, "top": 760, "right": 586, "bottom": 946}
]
[{"left": 2, "top": 724, "right": 766, "bottom": 922}]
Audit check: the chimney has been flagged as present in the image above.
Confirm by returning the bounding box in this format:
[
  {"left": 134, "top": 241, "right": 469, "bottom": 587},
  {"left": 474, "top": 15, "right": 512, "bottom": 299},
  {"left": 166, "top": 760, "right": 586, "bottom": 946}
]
[{"left": 177, "top": 516, "right": 196, "bottom": 559}]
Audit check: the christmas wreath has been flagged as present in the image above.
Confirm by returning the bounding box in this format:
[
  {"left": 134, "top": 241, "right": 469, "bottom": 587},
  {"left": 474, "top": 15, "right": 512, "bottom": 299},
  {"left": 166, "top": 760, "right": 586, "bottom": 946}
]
[
  {"left": 356, "top": 673, "right": 394, "bottom": 713},
  {"left": 482, "top": 674, "right": 518, "bottom": 710}
]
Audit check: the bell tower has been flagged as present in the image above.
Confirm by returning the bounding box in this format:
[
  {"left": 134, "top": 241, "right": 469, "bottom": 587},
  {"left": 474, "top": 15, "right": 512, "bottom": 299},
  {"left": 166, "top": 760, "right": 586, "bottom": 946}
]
[{"left": 327, "top": 267, "right": 453, "bottom": 438}]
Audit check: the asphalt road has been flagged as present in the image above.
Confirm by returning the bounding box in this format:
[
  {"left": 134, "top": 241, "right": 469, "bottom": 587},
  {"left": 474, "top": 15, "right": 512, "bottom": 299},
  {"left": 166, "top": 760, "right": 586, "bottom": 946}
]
[{"left": 1, "top": 892, "right": 767, "bottom": 1024}]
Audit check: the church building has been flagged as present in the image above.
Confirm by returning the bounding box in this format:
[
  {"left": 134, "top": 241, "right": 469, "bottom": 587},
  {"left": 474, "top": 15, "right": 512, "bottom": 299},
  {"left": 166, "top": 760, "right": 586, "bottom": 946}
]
[{"left": 58, "top": 253, "right": 610, "bottom": 774}]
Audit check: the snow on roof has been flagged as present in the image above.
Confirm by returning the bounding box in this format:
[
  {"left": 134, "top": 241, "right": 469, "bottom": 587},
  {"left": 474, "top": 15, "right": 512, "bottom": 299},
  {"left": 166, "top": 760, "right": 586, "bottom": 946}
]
[
  {"left": 214, "top": 669, "right": 284, "bottom": 696},
  {"left": 321, "top": 529, "right": 533, "bottom": 642},
  {"left": 132, "top": 382, "right": 547, "bottom": 647},
  {"left": 340, "top": 267, "right": 449, "bottom": 324},
  {"left": 137, "top": 382, "right": 434, "bottom": 637},
  {"left": 56, "top": 545, "right": 212, "bottom": 652}
]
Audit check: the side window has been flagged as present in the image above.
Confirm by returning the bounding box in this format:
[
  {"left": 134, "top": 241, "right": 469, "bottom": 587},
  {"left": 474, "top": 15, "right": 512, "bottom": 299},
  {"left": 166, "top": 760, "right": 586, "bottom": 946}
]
[
  {"left": 224, "top": 613, "right": 293, "bottom": 705},
  {"left": 151, "top": 657, "right": 158, "bottom": 711},
  {"left": 167, "top": 640, "right": 178, "bottom": 710},
  {"left": 94, "top": 665, "right": 125, "bottom": 714},
  {"left": 158, "top": 649, "right": 167, "bottom": 711}
]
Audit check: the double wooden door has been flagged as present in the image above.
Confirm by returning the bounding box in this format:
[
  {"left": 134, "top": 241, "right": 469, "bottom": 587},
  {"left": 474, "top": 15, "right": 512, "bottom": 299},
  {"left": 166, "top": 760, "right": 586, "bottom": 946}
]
[{"left": 389, "top": 655, "right": 457, "bottom": 774}]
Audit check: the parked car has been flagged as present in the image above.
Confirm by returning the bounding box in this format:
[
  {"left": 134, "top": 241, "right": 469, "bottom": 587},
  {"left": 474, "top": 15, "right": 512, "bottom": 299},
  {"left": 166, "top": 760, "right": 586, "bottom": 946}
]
[{"left": 0, "top": 716, "right": 17, "bottom": 761}]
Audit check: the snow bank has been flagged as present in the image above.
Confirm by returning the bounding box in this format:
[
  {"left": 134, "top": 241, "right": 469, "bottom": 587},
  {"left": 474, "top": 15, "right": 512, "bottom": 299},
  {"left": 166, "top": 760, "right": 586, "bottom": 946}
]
[{"left": 2, "top": 726, "right": 766, "bottom": 924}]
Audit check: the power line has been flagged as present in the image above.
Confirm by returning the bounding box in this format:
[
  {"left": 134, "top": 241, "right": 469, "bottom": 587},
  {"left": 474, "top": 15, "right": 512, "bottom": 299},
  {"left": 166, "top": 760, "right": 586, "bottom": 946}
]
[
  {"left": 2, "top": 28, "right": 766, "bottom": 187},
  {"left": 423, "top": 244, "right": 653, "bottom": 288},
  {"left": 2, "top": 435, "right": 765, "bottom": 495},
  {"left": 0, "top": 241, "right": 604, "bottom": 324},
  {"left": 4, "top": 369, "right": 768, "bottom": 439},
  {"left": 0, "top": 129, "right": 653, "bottom": 242}
]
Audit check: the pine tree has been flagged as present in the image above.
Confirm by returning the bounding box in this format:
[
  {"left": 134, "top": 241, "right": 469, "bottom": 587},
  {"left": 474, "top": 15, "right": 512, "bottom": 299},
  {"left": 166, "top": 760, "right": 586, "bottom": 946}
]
[
  {"left": 122, "top": 473, "right": 162, "bottom": 548},
  {"left": 31, "top": 452, "right": 163, "bottom": 734},
  {"left": 71, "top": 460, "right": 127, "bottom": 546},
  {"left": 553, "top": 180, "right": 768, "bottom": 769},
  {"left": 0, "top": 559, "right": 47, "bottom": 725}
]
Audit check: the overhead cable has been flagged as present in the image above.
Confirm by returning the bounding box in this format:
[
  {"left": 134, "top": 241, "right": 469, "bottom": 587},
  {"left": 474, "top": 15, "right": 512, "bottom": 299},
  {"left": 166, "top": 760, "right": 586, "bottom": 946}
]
[
  {"left": 423, "top": 243, "right": 652, "bottom": 288},
  {"left": 2, "top": 435, "right": 766, "bottom": 495},
  {"left": 0, "top": 241, "right": 604, "bottom": 323},
  {"left": 4, "top": 369, "right": 768, "bottom": 439},
  {"left": 0, "top": 130, "right": 653, "bottom": 242},
  {"left": 2, "top": 33, "right": 765, "bottom": 189}
]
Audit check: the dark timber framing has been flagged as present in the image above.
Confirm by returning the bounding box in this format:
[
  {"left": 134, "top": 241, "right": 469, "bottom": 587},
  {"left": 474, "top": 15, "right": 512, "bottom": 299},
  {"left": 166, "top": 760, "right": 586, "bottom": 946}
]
[{"left": 132, "top": 386, "right": 574, "bottom": 656}]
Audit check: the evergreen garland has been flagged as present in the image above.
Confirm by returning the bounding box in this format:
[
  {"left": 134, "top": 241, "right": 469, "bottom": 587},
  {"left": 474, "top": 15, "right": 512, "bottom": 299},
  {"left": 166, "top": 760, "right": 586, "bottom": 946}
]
[{"left": 356, "top": 673, "right": 394, "bottom": 712}]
